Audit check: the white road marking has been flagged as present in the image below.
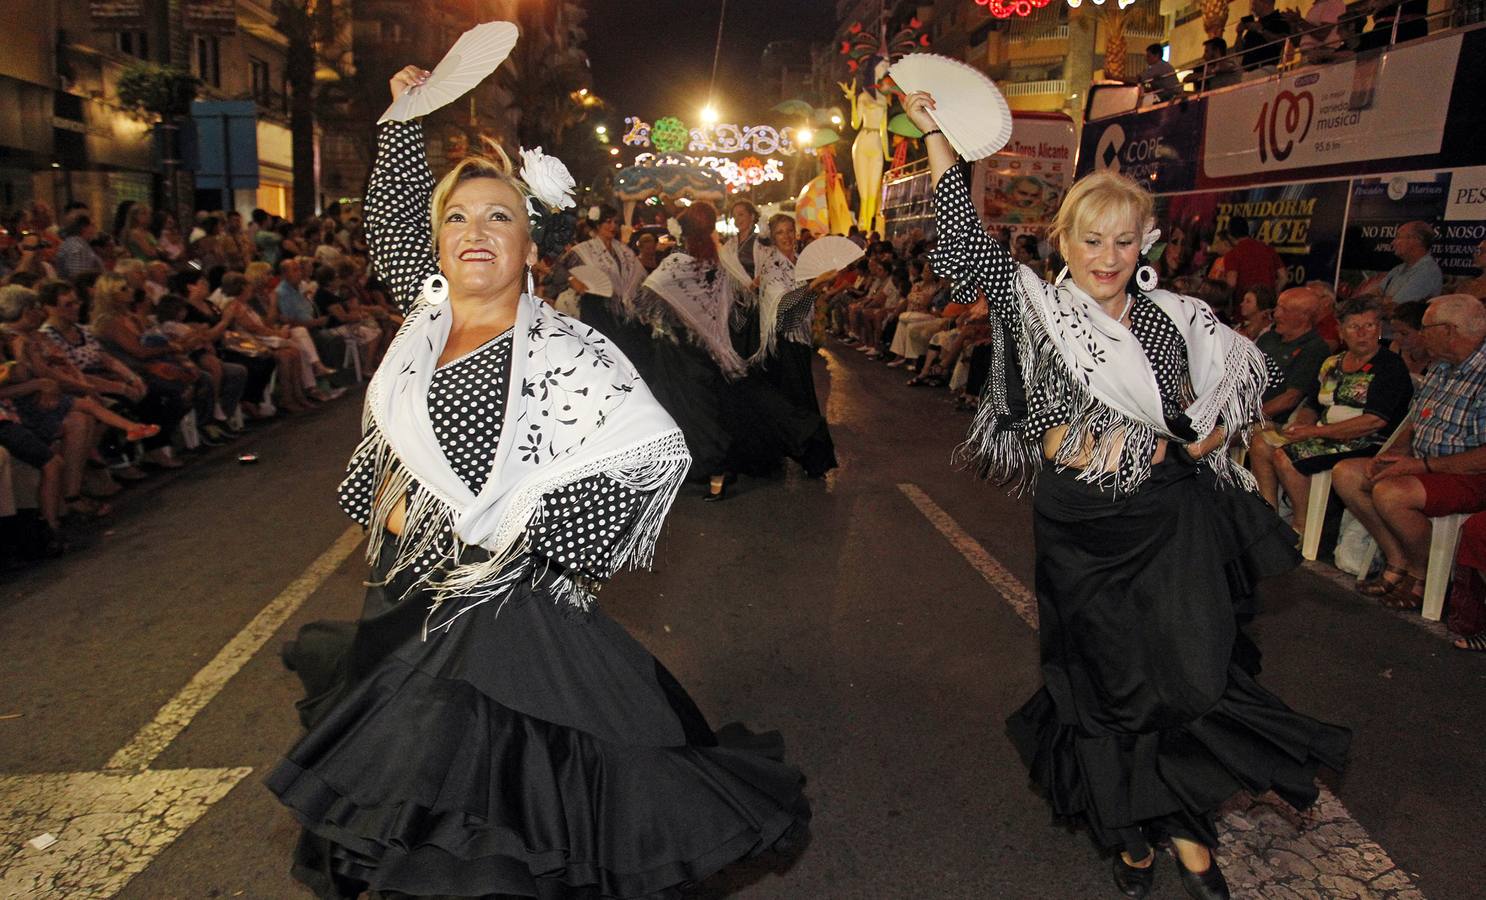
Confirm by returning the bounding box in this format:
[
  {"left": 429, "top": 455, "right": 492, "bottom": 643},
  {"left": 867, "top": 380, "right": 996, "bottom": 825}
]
[
  {"left": 0, "top": 525, "right": 364, "bottom": 898},
  {"left": 105, "top": 525, "right": 364, "bottom": 772},
  {"left": 897, "top": 483, "right": 1426, "bottom": 900}
]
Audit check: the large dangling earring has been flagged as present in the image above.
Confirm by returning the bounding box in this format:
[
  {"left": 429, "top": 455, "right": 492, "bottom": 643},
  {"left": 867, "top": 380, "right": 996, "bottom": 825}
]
[
  {"left": 525, "top": 266, "right": 536, "bottom": 298},
  {"left": 1055, "top": 265, "right": 1070, "bottom": 285},
  {"left": 1135, "top": 264, "right": 1158, "bottom": 293},
  {"left": 423, "top": 272, "right": 449, "bottom": 304}
]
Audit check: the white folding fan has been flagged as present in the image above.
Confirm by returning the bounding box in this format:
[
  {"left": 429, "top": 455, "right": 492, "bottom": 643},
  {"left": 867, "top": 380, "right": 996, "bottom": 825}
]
[
  {"left": 379, "top": 22, "right": 520, "bottom": 124},
  {"left": 887, "top": 53, "right": 1014, "bottom": 161},
  {"left": 793, "top": 236, "right": 864, "bottom": 284},
  {"left": 567, "top": 264, "right": 614, "bottom": 298}
]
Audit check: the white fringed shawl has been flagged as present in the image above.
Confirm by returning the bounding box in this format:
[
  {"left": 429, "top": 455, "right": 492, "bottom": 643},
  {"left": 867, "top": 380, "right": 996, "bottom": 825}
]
[
  {"left": 349, "top": 291, "right": 691, "bottom": 633},
  {"left": 640, "top": 253, "right": 749, "bottom": 379},
  {"left": 572, "top": 237, "right": 646, "bottom": 313},
  {"left": 963, "top": 265, "right": 1270, "bottom": 495}
]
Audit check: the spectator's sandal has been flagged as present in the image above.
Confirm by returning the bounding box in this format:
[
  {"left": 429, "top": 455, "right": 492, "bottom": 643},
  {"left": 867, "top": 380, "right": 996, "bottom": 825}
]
[
  {"left": 1453, "top": 633, "right": 1486, "bottom": 652},
  {"left": 1378, "top": 576, "right": 1423, "bottom": 610},
  {"left": 1357, "top": 564, "right": 1408, "bottom": 596}
]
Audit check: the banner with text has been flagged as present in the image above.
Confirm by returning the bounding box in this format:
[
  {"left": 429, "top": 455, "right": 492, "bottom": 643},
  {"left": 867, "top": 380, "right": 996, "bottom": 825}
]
[
  {"left": 1203, "top": 35, "right": 1461, "bottom": 182},
  {"left": 1160, "top": 180, "right": 1351, "bottom": 288},
  {"left": 1341, "top": 168, "right": 1486, "bottom": 286},
  {"left": 973, "top": 115, "right": 1077, "bottom": 241},
  {"left": 1078, "top": 100, "right": 1206, "bottom": 194}
]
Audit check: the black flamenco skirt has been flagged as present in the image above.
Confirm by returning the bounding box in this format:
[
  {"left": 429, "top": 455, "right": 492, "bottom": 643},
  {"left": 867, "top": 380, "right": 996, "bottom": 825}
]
[
  {"left": 724, "top": 342, "right": 837, "bottom": 479},
  {"left": 644, "top": 338, "right": 731, "bottom": 478},
  {"left": 578, "top": 295, "right": 652, "bottom": 379},
  {"left": 1006, "top": 458, "right": 1350, "bottom": 857},
  {"left": 267, "top": 543, "right": 810, "bottom": 899}
]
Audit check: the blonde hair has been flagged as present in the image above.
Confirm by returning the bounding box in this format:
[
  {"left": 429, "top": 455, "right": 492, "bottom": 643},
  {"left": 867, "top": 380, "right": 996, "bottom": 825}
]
[
  {"left": 244, "top": 260, "right": 273, "bottom": 292},
  {"left": 429, "top": 151, "right": 531, "bottom": 253},
  {"left": 1049, "top": 171, "right": 1154, "bottom": 258},
  {"left": 89, "top": 273, "right": 134, "bottom": 330}
]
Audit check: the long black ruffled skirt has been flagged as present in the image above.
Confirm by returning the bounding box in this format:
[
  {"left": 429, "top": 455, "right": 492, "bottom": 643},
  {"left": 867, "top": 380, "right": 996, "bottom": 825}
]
[
  {"left": 267, "top": 544, "right": 810, "bottom": 899},
  {"left": 724, "top": 342, "right": 837, "bottom": 479},
  {"left": 1006, "top": 459, "right": 1350, "bottom": 857},
  {"left": 644, "top": 339, "right": 731, "bottom": 479}
]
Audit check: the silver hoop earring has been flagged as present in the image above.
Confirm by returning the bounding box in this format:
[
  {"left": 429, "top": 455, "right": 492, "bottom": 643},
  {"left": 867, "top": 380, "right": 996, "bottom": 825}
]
[
  {"left": 423, "top": 272, "right": 449, "bottom": 304},
  {"left": 1135, "top": 265, "right": 1158, "bottom": 293},
  {"left": 525, "top": 267, "right": 536, "bottom": 298}
]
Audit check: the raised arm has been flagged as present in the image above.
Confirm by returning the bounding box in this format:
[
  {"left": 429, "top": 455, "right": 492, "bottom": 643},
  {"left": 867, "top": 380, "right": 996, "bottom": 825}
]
[{"left": 365, "top": 65, "right": 438, "bottom": 313}]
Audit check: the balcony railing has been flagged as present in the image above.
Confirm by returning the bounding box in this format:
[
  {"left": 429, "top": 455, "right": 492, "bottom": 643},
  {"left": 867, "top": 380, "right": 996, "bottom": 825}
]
[{"left": 1003, "top": 79, "right": 1069, "bottom": 97}]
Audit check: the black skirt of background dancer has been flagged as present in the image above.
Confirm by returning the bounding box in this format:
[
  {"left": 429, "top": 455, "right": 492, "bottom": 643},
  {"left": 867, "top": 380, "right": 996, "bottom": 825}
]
[
  {"left": 1006, "top": 457, "right": 1350, "bottom": 859},
  {"left": 644, "top": 337, "right": 733, "bottom": 480},
  {"left": 725, "top": 342, "right": 837, "bottom": 479},
  {"left": 577, "top": 293, "right": 653, "bottom": 378},
  {"left": 269, "top": 541, "right": 810, "bottom": 899}
]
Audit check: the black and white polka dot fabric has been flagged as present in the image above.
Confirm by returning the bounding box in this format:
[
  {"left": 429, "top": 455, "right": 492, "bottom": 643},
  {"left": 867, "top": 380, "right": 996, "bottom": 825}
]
[{"left": 338, "top": 120, "right": 649, "bottom": 582}]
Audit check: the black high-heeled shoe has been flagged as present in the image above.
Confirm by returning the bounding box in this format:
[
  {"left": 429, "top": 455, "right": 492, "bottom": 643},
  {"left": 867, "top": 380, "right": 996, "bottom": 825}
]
[
  {"left": 702, "top": 480, "right": 729, "bottom": 502},
  {"left": 1112, "top": 853, "right": 1156, "bottom": 899},
  {"left": 1174, "top": 850, "right": 1229, "bottom": 900}
]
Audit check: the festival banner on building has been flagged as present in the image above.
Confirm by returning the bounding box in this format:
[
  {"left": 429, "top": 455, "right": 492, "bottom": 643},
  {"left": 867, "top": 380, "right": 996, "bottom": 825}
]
[
  {"left": 1077, "top": 99, "right": 1205, "bottom": 194},
  {"left": 1202, "top": 35, "right": 1461, "bottom": 183},
  {"left": 182, "top": 0, "right": 237, "bottom": 34},
  {"left": 972, "top": 113, "right": 1075, "bottom": 241},
  {"left": 1340, "top": 168, "right": 1486, "bottom": 286},
  {"left": 89, "top": 0, "right": 147, "bottom": 28},
  {"left": 1160, "top": 180, "right": 1351, "bottom": 288}
]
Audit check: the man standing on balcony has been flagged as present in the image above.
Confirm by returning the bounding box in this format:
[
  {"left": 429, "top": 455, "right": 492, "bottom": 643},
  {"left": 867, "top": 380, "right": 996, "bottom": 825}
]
[
  {"left": 1331, "top": 295, "right": 1486, "bottom": 610},
  {"left": 1237, "top": 0, "right": 1296, "bottom": 69},
  {"left": 1133, "top": 43, "right": 1181, "bottom": 102}
]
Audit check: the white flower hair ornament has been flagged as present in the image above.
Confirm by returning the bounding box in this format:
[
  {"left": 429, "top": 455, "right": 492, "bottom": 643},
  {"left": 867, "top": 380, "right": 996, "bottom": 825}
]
[
  {"left": 587, "top": 205, "right": 602, "bottom": 223},
  {"left": 666, "top": 217, "right": 683, "bottom": 239},
  {"left": 518, "top": 147, "right": 576, "bottom": 213},
  {"left": 1140, "top": 227, "right": 1162, "bottom": 257}
]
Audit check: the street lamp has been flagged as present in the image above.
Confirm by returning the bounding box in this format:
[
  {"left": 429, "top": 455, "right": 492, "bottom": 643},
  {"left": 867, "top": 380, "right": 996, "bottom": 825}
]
[
  {"left": 700, "top": 104, "right": 719, "bottom": 125},
  {"left": 797, "top": 127, "right": 814, "bottom": 146},
  {"left": 595, "top": 124, "right": 607, "bottom": 136},
  {"left": 830, "top": 114, "right": 843, "bottom": 126},
  {"left": 609, "top": 147, "right": 620, "bottom": 156}
]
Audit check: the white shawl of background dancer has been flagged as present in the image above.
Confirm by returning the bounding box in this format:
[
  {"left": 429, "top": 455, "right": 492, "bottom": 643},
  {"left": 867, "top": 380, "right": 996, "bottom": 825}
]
[
  {"left": 964, "top": 266, "right": 1270, "bottom": 494},
  {"left": 748, "top": 243, "right": 798, "bottom": 362},
  {"left": 353, "top": 290, "right": 691, "bottom": 626},
  {"left": 572, "top": 237, "right": 645, "bottom": 312},
  {"left": 642, "top": 253, "right": 750, "bottom": 379}
]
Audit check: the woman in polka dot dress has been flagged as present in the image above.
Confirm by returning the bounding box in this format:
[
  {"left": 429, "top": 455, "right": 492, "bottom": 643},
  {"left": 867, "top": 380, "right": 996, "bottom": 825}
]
[
  {"left": 907, "top": 92, "right": 1348, "bottom": 900},
  {"left": 267, "top": 66, "right": 809, "bottom": 900}
]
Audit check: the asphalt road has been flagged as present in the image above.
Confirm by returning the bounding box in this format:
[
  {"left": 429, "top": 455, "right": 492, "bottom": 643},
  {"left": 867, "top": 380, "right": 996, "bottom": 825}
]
[{"left": 1, "top": 344, "right": 1482, "bottom": 900}]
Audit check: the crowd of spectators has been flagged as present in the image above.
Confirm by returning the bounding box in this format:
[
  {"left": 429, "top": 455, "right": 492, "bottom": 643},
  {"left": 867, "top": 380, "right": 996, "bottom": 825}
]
[{"left": 0, "top": 197, "right": 400, "bottom": 564}]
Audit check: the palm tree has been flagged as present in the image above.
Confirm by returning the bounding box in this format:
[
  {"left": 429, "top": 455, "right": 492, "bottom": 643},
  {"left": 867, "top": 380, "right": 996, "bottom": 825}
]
[{"left": 497, "top": 1, "right": 594, "bottom": 151}]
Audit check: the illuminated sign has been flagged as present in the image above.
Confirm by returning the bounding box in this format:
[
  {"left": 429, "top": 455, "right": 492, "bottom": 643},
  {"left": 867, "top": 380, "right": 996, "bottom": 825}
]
[
  {"left": 634, "top": 152, "right": 787, "bottom": 192},
  {"left": 624, "top": 117, "right": 800, "bottom": 156}
]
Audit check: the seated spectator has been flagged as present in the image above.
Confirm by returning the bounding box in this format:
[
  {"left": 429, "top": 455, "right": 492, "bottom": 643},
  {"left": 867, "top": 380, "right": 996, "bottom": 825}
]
[
  {"left": 54, "top": 215, "right": 105, "bottom": 282},
  {"left": 190, "top": 216, "right": 228, "bottom": 270},
  {"left": 1248, "top": 296, "right": 1413, "bottom": 534},
  {"left": 315, "top": 262, "right": 382, "bottom": 369},
  {"left": 154, "top": 294, "right": 246, "bottom": 441},
  {"left": 1237, "top": 0, "right": 1296, "bottom": 69},
  {"left": 221, "top": 271, "right": 321, "bottom": 413},
  {"left": 143, "top": 261, "right": 171, "bottom": 303},
  {"left": 861, "top": 263, "right": 911, "bottom": 359},
  {"left": 888, "top": 262, "right": 949, "bottom": 368},
  {"left": 1191, "top": 278, "right": 1235, "bottom": 326},
  {"left": 246, "top": 262, "right": 341, "bottom": 398},
  {"left": 3, "top": 228, "right": 59, "bottom": 285},
  {"left": 1454, "top": 239, "right": 1486, "bottom": 300},
  {"left": 908, "top": 296, "right": 990, "bottom": 390},
  {"left": 1374, "top": 221, "right": 1443, "bottom": 308},
  {"left": 0, "top": 351, "right": 67, "bottom": 553},
  {"left": 1448, "top": 511, "right": 1486, "bottom": 651},
  {"left": 1332, "top": 295, "right": 1486, "bottom": 609},
  {"left": 90, "top": 273, "right": 206, "bottom": 468},
  {"left": 1387, "top": 300, "right": 1435, "bottom": 380},
  {"left": 0, "top": 285, "right": 159, "bottom": 515},
  {"left": 1217, "top": 215, "right": 1285, "bottom": 294},
  {"left": 1255, "top": 286, "right": 1333, "bottom": 421},
  {"left": 1307, "top": 279, "right": 1341, "bottom": 349},
  {"left": 1132, "top": 43, "right": 1181, "bottom": 102},
  {"left": 172, "top": 268, "right": 276, "bottom": 419},
  {"left": 1186, "top": 37, "right": 1243, "bottom": 92},
  {"left": 151, "top": 210, "right": 186, "bottom": 263},
  {"left": 845, "top": 257, "right": 900, "bottom": 347},
  {"left": 118, "top": 201, "right": 161, "bottom": 262}
]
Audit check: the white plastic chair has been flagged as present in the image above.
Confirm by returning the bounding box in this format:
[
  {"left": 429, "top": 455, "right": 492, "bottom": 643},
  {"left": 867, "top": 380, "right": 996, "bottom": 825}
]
[
  {"left": 1299, "top": 413, "right": 1412, "bottom": 561},
  {"left": 342, "top": 336, "right": 364, "bottom": 382},
  {"left": 1422, "top": 514, "right": 1470, "bottom": 622}
]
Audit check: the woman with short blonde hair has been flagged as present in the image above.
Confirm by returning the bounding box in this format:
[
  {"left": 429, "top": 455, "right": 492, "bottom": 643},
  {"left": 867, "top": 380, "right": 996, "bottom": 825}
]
[{"left": 908, "top": 88, "right": 1349, "bottom": 899}]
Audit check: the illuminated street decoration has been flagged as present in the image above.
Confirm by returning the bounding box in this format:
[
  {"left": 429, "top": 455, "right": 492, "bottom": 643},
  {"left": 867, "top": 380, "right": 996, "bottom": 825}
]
[
  {"left": 634, "top": 152, "right": 786, "bottom": 192},
  {"left": 1065, "top": 0, "right": 1138, "bottom": 8},
  {"left": 623, "top": 117, "right": 799, "bottom": 156},
  {"left": 976, "top": 0, "right": 1055, "bottom": 19},
  {"left": 651, "top": 116, "right": 691, "bottom": 154}
]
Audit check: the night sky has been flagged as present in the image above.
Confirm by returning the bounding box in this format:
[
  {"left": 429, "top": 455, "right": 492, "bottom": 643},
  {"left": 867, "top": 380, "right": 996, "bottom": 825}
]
[{"left": 583, "top": 0, "right": 836, "bottom": 130}]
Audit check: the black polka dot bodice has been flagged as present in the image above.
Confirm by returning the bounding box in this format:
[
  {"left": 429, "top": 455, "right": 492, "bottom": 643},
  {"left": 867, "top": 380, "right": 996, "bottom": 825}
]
[{"left": 340, "top": 119, "right": 648, "bottom": 582}]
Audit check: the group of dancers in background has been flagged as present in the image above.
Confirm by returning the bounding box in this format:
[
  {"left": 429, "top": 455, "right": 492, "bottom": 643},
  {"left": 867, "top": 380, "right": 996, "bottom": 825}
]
[{"left": 542, "top": 199, "right": 838, "bottom": 501}]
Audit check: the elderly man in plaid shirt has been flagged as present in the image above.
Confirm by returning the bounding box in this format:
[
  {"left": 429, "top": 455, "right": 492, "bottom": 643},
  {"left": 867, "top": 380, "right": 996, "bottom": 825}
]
[{"left": 1333, "top": 295, "right": 1486, "bottom": 609}]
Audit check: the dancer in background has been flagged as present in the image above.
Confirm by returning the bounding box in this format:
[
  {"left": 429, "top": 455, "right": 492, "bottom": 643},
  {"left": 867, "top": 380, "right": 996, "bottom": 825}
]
[
  {"left": 908, "top": 90, "right": 1348, "bottom": 900},
  {"left": 633, "top": 203, "right": 749, "bottom": 501},
  {"left": 555, "top": 203, "right": 649, "bottom": 369},
  {"left": 268, "top": 65, "right": 809, "bottom": 900},
  {"left": 723, "top": 199, "right": 763, "bottom": 360}
]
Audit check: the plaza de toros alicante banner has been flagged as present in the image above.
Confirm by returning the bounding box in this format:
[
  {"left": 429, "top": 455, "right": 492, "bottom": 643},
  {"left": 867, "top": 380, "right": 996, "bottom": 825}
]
[{"left": 1076, "top": 27, "right": 1486, "bottom": 289}]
